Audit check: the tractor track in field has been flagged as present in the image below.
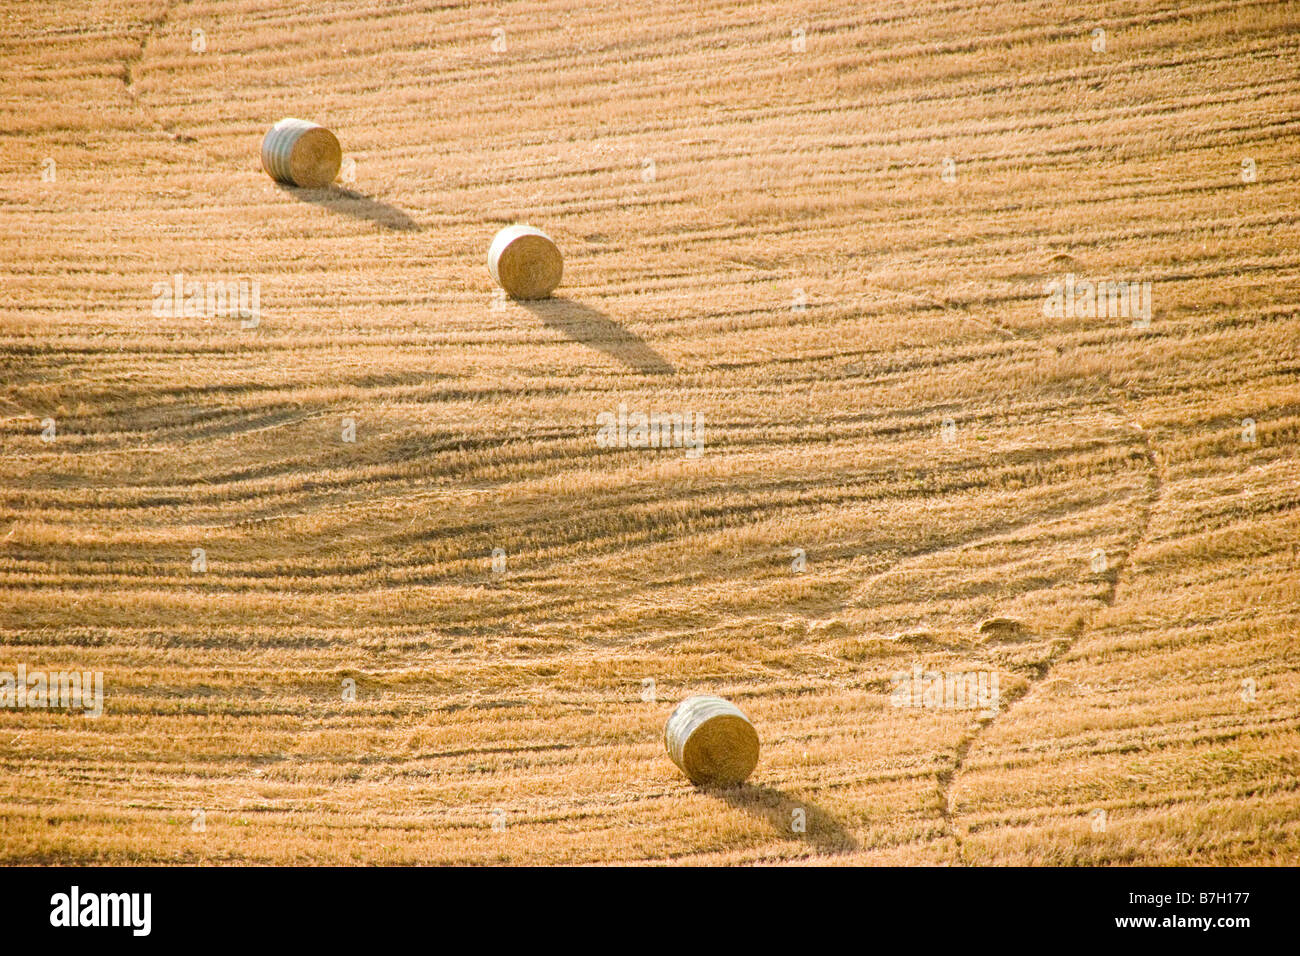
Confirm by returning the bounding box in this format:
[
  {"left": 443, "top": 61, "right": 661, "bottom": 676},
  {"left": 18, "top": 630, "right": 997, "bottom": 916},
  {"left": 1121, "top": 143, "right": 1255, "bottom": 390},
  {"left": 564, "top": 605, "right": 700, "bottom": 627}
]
[
  {"left": 935, "top": 315, "right": 1168, "bottom": 864},
  {"left": 120, "top": 0, "right": 223, "bottom": 158}
]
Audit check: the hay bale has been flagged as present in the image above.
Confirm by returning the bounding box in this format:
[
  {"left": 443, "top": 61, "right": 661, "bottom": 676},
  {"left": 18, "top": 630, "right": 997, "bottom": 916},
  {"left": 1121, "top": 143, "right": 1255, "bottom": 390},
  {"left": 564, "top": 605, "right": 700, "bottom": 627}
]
[
  {"left": 488, "top": 225, "right": 563, "bottom": 299},
  {"left": 261, "top": 118, "right": 341, "bottom": 188},
  {"left": 665, "top": 695, "right": 759, "bottom": 787}
]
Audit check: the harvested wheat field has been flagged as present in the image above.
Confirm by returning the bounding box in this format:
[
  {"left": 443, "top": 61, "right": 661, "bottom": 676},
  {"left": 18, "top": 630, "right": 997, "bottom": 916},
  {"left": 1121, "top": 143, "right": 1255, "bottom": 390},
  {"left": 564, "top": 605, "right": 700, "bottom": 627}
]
[{"left": 1, "top": 0, "right": 1297, "bottom": 866}]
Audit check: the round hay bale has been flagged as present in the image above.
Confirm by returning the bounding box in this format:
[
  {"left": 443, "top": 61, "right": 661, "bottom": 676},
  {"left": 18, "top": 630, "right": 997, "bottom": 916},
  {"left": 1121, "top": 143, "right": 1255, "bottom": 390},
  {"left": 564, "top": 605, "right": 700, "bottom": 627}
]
[
  {"left": 665, "top": 695, "right": 759, "bottom": 787},
  {"left": 488, "top": 225, "right": 563, "bottom": 299},
  {"left": 261, "top": 118, "right": 341, "bottom": 188}
]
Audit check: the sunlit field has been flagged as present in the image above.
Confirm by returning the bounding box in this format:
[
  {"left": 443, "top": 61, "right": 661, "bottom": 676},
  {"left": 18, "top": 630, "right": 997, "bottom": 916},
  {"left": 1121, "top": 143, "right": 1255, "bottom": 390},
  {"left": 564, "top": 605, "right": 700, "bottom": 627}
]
[{"left": 1, "top": 0, "right": 1297, "bottom": 864}]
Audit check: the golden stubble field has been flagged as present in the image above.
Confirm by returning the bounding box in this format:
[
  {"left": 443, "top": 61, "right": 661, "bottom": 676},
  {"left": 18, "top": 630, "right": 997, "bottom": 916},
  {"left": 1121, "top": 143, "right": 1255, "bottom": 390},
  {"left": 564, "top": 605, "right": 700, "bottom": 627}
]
[{"left": 0, "top": 0, "right": 1297, "bottom": 864}]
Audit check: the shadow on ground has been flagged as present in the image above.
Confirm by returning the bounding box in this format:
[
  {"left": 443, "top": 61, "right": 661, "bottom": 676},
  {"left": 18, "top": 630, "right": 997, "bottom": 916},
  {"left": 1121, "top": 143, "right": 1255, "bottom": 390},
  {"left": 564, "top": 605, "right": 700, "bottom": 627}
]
[
  {"left": 522, "top": 297, "right": 674, "bottom": 374},
  {"left": 276, "top": 183, "right": 418, "bottom": 231},
  {"left": 707, "top": 782, "right": 859, "bottom": 853}
]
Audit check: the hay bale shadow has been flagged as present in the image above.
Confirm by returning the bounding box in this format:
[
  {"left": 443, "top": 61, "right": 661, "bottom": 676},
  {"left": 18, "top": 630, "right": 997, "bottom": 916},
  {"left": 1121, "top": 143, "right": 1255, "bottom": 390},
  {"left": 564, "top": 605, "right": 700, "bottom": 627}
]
[
  {"left": 522, "top": 298, "right": 674, "bottom": 375},
  {"left": 705, "top": 782, "right": 859, "bottom": 853},
  {"left": 275, "top": 183, "right": 418, "bottom": 231}
]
